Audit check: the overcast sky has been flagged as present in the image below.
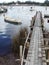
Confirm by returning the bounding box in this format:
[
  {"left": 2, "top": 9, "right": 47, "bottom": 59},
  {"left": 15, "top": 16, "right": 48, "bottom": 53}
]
[{"left": 0, "top": 0, "right": 45, "bottom": 3}]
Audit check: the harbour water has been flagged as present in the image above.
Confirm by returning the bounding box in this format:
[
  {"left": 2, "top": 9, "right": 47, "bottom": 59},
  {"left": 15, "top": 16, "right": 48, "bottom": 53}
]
[
  {"left": 0, "top": 6, "right": 49, "bottom": 38},
  {"left": 0, "top": 6, "right": 36, "bottom": 38}
]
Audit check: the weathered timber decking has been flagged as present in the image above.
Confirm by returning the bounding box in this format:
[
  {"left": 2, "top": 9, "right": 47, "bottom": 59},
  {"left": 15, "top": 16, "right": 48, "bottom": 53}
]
[{"left": 25, "top": 12, "right": 46, "bottom": 65}]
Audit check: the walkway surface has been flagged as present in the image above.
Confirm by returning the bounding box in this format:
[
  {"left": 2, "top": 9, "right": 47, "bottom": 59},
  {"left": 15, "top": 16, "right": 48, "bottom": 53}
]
[{"left": 25, "top": 12, "right": 45, "bottom": 65}]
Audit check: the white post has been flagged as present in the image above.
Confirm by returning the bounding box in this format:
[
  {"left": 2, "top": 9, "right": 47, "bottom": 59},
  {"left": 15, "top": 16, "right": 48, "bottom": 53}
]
[
  {"left": 20, "top": 45, "right": 23, "bottom": 60},
  {"left": 46, "top": 40, "right": 48, "bottom": 46}
]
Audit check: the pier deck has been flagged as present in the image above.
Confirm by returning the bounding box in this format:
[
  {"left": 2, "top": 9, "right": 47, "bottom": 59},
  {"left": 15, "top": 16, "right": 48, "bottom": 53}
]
[{"left": 25, "top": 12, "right": 46, "bottom": 65}]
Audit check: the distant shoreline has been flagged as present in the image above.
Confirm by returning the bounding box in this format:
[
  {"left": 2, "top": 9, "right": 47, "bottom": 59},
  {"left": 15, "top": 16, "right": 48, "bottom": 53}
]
[
  {"left": 0, "top": 1, "right": 49, "bottom": 6},
  {"left": 0, "top": 4, "right": 49, "bottom": 7}
]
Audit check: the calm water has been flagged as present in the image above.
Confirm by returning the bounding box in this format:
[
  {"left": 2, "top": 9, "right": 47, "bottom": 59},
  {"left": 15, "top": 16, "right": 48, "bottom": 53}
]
[
  {"left": 0, "top": 6, "right": 49, "bottom": 38},
  {"left": 0, "top": 6, "right": 36, "bottom": 38}
]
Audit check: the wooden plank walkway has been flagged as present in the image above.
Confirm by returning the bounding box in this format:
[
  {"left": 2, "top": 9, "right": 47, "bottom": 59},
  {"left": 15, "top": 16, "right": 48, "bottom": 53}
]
[{"left": 25, "top": 12, "right": 46, "bottom": 65}]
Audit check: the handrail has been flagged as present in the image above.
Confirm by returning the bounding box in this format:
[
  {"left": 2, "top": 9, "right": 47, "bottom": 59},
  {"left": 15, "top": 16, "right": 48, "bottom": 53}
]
[{"left": 21, "top": 31, "right": 30, "bottom": 65}]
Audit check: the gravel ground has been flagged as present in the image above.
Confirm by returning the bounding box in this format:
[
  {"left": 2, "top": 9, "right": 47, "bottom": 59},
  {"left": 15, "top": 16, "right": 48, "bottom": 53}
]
[{"left": 0, "top": 53, "right": 20, "bottom": 65}]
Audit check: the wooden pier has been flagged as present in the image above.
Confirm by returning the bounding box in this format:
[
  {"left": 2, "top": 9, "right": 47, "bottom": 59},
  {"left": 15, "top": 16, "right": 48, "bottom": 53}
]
[{"left": 24, "top": 12, "right": 47, "bottom": 65}]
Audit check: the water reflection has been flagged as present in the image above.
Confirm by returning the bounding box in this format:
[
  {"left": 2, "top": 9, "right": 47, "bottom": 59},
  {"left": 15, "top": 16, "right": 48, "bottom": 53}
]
[{"left": 6, "top": 24, "right": 21, "bottom": 37}]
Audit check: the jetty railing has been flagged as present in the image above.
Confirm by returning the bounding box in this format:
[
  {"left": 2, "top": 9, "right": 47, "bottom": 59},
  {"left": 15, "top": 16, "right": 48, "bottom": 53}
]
[
  {"left": 21, "top": 31, "right": 30, "bottom": 65},
  {"left": 15, "top": 31, "right": 31, "bottom": 65}
]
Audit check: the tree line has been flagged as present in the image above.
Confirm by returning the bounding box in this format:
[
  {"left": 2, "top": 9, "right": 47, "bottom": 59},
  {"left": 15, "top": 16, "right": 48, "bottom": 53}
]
[{"left": 0, "top": 1, "right": 49, "bottom": 6}]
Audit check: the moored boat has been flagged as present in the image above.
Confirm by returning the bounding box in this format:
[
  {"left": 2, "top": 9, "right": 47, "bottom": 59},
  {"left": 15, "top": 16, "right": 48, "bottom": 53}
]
[
  {"left": 30, "top": 7, "right": 33, "bottom": 11},
  {"left": 43, "top": 14, "right": 49, "bottom": 32},
  {"left": 0, "top": 7, "right": 7, "bottom": 13},
  {"left": 4, "top": 16, "right": 22, "bottom": 24},
  {"left": 44, "top": 15, "right": 49, "bottom": 18}
]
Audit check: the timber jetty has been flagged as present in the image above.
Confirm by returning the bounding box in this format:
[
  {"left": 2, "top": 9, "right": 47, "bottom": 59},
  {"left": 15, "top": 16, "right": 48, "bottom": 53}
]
[
  {"left": 20, "top": 11, "right": 47, "bottom": 65},
  {"left": 25, "top": 12, "right": 46, "bottom": 65}
]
